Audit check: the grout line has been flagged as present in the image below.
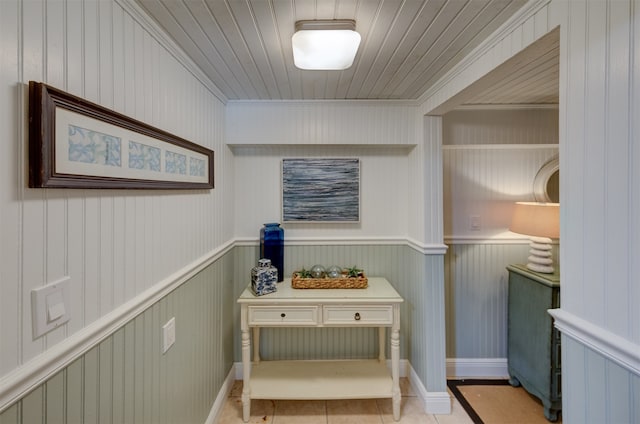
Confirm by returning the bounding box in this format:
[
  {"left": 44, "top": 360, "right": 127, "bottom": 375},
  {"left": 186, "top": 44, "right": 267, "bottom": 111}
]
[{"left": 324, "top": 400, "right": 328, "bottom": 424}]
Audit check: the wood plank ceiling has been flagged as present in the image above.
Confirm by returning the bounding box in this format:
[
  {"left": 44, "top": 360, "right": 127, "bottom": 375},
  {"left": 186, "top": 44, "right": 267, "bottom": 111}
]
[{"left": 136, "top": 0, "right": 558, "bottom": 104}]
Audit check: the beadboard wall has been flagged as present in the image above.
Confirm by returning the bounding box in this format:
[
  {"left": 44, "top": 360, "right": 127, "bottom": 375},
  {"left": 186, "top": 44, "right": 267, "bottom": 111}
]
[
  {"left": 443, "top": 144, "right": 558, "bottom": 240},
  {"left": 226, "top": 100, "right": 444, "bottom": 247},
  {"left": 232, "top": 145, "right": 410, "bottom": 240},
  {"left": 227, "top": 100, "right": 447, "bottom": 394},
  {"left": 445, "top": 243, "right": 527, "bottom": 359},
  {"left": 0, "top": 256, "right": 234, "bottom": 423},
  {"left": 443, "top": 108, "right": 559, "bottom": 146},
  {"left": 424, "top": 0, "right": 640, "bottom": 420},
  {"left": 443, "top": 108, "right": 558, "bottom": 363},
  {"left": 226, "top": 101, "right": 419, "bottom": 146},
  {"left": 0, "top": 0, "right": 232, "bottom": 417}
]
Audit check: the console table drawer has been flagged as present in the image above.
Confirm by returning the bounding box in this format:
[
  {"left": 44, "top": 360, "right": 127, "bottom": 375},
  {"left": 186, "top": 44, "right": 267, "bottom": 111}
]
[
  {"left": 323, "top": 305, "right": 393, "bottom": 325},
  {"left": 248, "top": 306, "right": 319, "bottom": 326}
]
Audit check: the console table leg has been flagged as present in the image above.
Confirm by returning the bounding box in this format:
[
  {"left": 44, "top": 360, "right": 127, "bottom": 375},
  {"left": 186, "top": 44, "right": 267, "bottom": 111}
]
[
  {"left": 252, "top": 327, "right": 261, "bottom": 363},
  {"left": 241, "top": 308, "right": 251, "bottom": 423},
  {"left": 378, "top": 327, "right": 386, "bottom": 361},
  {"left": 391, "top": 326, "right": 401, "bottom": 421}
]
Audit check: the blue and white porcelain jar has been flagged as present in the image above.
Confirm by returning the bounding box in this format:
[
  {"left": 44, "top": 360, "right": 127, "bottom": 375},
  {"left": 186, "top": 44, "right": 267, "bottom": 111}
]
[{"left": 251, "top": 258, "right": 278, "bottom": 296}]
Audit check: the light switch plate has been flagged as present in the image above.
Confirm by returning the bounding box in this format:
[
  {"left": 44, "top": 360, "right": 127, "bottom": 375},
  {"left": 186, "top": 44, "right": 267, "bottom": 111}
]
[
  {"left": 470, "top": 215, "right": 482, "bottom": 231},
  {"left": 162, "top": 317, "right": 176, "bottom": 354},
  {"left": 31, "top": 277, "right": 71, "bottom": 339}
]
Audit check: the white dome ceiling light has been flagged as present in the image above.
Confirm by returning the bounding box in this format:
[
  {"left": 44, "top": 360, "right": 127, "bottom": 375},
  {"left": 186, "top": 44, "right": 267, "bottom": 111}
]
[{"left": 292, "top": 20, "right": 361, "bottom": 70}]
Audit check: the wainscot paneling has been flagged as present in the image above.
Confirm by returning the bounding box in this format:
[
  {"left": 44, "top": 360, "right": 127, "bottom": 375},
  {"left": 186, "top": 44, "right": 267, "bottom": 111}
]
[
  {"left": 560, "top": 335, "right": 640, "bottom": 423},
  {"left": 444, "top": 243, "right": 530, "bottom": 359},
  {"left": 0, "top": 256, "right": 235, "bottom": 424}
]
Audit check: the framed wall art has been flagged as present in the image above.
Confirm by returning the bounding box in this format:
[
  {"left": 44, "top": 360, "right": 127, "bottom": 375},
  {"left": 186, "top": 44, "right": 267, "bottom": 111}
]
[
  {"left": 28, "top": 81, "right": 214, "bottom": 189},
  {"left": 282, "top": 158, "right": 360, "bottom": 223}
]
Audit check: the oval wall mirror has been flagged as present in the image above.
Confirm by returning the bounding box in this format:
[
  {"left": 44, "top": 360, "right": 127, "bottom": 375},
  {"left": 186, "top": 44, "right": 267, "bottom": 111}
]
[{"left": 533, "top": 156, "right": 559, "bottom": 203}]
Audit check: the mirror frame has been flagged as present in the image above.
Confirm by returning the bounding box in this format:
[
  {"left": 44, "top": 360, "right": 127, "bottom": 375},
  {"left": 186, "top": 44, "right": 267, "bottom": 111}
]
[{"left": 533, "top": 155, "right": 559, "bottom": 203}]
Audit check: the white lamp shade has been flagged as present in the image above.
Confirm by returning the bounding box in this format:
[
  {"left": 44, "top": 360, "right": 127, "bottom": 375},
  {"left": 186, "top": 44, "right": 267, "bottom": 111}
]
[
  {"left": 510, "top": 202, "right": 560, "bottom": 273},
  {"left": 292, "top": 21, "right": 361, "bottom": 70},
  {"left": 510, "top": 202, "right": 560, "bottom": 239}
]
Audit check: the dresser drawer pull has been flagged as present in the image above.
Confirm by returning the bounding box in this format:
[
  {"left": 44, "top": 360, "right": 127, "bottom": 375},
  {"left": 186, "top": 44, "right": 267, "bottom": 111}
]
[
  {"left": 280, "top": 313, "right": 286, "bottom": 318},
  {"left": 354, "top": 312, "right": 361, "bottom": 321}
]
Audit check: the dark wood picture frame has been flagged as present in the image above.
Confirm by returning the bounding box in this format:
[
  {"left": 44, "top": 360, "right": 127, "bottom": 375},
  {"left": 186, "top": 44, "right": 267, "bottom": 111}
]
[{"left": 29, "top": 81, "right": 214, "bottom": 189}]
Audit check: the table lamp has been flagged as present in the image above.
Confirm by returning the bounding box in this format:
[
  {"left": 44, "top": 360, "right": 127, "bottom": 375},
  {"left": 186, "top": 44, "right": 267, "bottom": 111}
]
[{"left": 509, "top": 202, "right": 560, "bottom": 273}]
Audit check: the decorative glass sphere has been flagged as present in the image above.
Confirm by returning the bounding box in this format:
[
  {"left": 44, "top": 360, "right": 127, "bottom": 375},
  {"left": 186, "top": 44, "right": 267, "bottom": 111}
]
[
  {"left": 310, "top": 264, "right": 326, "bottom": 278},
  {"left": 326, "top": 265, "right": 343, "bottom": 279}
]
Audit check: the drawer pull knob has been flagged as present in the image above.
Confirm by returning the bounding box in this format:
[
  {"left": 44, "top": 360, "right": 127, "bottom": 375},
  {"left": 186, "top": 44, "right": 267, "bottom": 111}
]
[
  {"left": 280, "top": 313, "right": 286, "bottom": 318},
  {"left": 354, "top": 312, "right": 361, "bottom": 321}
]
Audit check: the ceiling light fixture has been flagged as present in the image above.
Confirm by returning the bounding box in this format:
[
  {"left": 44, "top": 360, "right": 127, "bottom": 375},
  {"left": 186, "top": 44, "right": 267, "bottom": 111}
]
[{"left": 292, "top": 20, "right": 361, "bottom": 70}]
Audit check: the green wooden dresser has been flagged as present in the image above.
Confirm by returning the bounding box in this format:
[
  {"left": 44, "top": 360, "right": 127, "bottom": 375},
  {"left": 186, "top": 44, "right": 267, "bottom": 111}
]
[{"left": 507, "top": 264, "right": 561, "bottom": 422}]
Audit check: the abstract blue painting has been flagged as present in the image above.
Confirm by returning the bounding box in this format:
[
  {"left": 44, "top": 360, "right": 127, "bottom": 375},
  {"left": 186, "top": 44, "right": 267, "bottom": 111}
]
[{"left": 282, "top": 158, "right": 360, "bottom": 222}]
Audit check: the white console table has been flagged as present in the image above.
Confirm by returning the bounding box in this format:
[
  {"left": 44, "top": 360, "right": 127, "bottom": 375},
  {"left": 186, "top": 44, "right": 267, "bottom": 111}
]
[{"left": 237, "top": 277, "right": 404, "bottom": 422}]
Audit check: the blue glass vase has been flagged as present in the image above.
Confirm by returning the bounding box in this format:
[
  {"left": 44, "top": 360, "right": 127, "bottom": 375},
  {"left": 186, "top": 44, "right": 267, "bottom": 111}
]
[{"left": 260, "top": 223, "right": 284, "bottom": 282}]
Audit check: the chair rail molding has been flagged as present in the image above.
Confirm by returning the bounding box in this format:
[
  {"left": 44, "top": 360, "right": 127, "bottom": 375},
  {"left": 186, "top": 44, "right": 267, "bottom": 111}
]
[
  {"left": 234, "top": 236, "right": 448, "bottom": 255},
  {"left": 0, "top": 240, "right": 235, "bottom": 413},
  {"left": 549, "top": 309, "right": 640, "bottom": 377}
]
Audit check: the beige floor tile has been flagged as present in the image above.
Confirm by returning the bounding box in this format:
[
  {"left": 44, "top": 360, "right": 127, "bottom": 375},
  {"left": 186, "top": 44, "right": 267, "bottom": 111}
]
[
  {"left": 273, "top": 400, "right": 326, "bottom": 424},
  {"left": 217, "top": 397, "right": 276, "bottom": 424},
  {"left": 217, "top": 379, "right": 542, "bottom": 424},
  {"left": 229, "top": 380, "right": 243, "bottom": 397},
  {"left": 400, "top": 378, "right": 417, "bottom": 397},
  {"left": 377, "top": 397, "right": 438, "bottom": 424},
  {"left": 326, "top": 399, "right": 382, "bottom": 424}
]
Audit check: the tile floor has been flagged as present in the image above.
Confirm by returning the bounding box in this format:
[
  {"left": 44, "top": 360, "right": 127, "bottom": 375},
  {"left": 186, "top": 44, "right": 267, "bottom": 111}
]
[{"left": 217, "top": 378, "right": 474, "bottom": 424}]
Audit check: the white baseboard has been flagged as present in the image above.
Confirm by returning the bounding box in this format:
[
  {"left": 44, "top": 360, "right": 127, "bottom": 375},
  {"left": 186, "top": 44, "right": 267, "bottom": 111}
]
[
  {"left": 407, "top": 365, "right": 451, "bottom": 415},
  {"left": 205, "top": 366, "right": 236, "bottom": 424},
  {"left": 446, "top": 358, "right": 509, "bottom": 379}
]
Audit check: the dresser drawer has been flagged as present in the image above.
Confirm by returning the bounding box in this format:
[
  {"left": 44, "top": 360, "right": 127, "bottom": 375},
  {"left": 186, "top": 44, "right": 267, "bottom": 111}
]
[
  {"left": 323, "top": 305, "right": 393, "bottom": 325},
  {"left": 248, "top": 306, "right": 319, "bottom": 326}
]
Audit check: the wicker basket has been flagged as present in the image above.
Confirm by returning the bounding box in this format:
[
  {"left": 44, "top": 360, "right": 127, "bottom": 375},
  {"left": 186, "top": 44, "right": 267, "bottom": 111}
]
[{"left": 291, "top": 271, "right": 368, "bottom": 289}]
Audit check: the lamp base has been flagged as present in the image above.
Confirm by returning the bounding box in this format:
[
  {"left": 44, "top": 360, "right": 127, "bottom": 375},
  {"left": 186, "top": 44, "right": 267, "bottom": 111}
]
[
  {"left": 526, "top": 236, "right": 554, "bottom": 274},
  {"left": 526, "top": 263, "right": 554, "bottom": 273}
]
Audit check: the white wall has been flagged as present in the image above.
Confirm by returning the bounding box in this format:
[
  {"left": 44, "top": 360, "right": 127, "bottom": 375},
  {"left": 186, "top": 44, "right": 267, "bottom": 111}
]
[
  {"left": 0, "top": 0, "right": 231, "bottom": 398},
  {"left": 442, "top": 108, "right": 558, "bottom": 365},
  {"left": 226, "top": 101, "right": 450, "bottom": 404},
  {"left": 422, "top": 0, "right": 640, "bottom": 420},
  {"left": 443, "top": 108, "right": 558, "bottom": 240},
  {"left": 444, "top": 109, "right": 559, "bottom": 146},
  {"left": 227, "top": 101, "right": 417, "bottom": 242},
  {"left": 232, "top": 145, "right": 410, "bottom": 240},
  {"left": 226, "top": 101, "right": 419, "bottom": 146}
]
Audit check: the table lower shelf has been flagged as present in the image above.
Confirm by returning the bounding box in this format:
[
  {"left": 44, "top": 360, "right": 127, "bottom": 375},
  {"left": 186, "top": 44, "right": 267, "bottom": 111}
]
[{"left": 248, "top": 359, "right": 393, "bottom": 400}]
